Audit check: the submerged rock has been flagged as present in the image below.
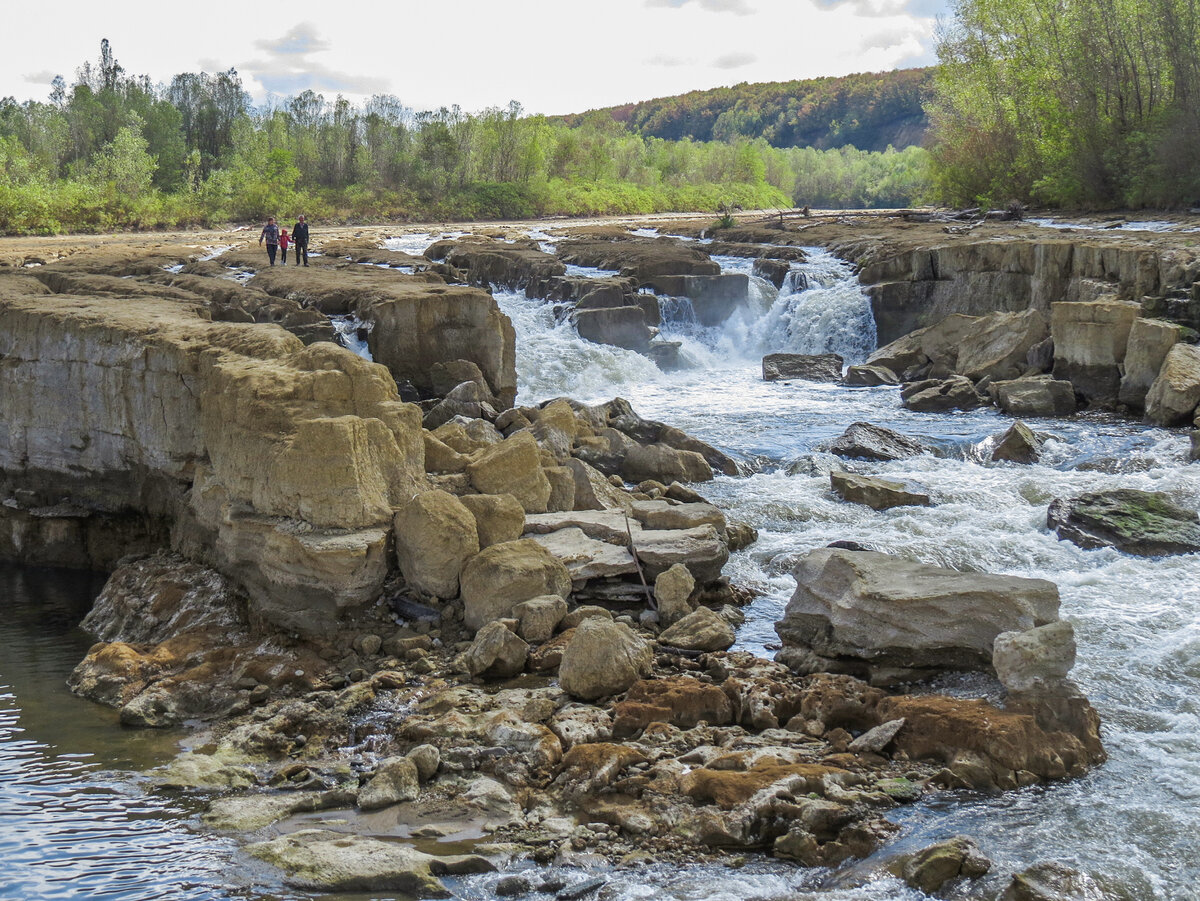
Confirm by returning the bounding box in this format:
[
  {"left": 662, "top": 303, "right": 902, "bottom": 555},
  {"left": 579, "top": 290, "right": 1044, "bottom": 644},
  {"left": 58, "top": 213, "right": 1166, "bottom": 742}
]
[
  {"left": 897, "top": 836, "right": 991, "bottom": 893},
  {"left": 1000, "top": 861, "right": 1120, "bottom": 901},
  {"left": 1047, "top": 489, "right": 1200, "bottom": 555},
  {"left": 762, "top": 353, "right": 843, "bottom": 383}
]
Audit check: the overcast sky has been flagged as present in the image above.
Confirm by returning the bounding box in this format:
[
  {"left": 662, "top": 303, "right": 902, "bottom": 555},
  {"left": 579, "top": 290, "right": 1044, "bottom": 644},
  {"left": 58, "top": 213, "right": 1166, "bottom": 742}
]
[{"left": 4, "top": 0, "right": 951, "bottom": 115}]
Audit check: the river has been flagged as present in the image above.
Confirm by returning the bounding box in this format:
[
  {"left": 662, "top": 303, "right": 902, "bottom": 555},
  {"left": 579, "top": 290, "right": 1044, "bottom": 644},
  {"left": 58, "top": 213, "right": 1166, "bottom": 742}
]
[{"left": 1, "top": 234, "right": 1197, "bottom": 900}]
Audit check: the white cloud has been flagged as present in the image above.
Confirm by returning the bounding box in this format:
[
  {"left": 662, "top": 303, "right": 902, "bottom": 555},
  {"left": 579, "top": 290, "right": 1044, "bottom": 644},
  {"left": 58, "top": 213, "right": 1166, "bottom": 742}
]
[
  {"left": 646, "top": 0, "right": 756, "bottom": 14},
  {"left": 242, "top": 23, "right": 389, "bottom": 98},
  {"left": 714, "top": 52, "right": 758, "bottom": 69},
  {"left": 23, "top": 70, "right": 60, "bottom": 85}
]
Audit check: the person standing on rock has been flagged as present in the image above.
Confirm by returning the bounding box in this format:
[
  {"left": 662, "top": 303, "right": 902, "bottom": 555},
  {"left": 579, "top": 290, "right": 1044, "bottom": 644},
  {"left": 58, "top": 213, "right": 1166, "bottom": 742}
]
[
  {"left": 258, "top": 217, "right": 280, "bottom": 266},
  {"left": 292, "top": 215, "right": 310, "bottom": 266}
]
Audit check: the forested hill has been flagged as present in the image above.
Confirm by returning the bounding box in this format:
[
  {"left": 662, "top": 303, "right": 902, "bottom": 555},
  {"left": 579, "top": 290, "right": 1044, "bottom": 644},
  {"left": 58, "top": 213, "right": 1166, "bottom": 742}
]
[{"left": 558, "top": 68, "right": 932, "bottom": 151}]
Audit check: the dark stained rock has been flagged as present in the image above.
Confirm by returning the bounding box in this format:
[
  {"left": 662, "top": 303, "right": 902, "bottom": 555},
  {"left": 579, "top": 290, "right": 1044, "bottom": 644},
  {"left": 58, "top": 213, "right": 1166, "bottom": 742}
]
[
  {"left": 830, "top": 422, "right": 927, "bottom": 461},
  {"left": 645, "top": 274, "right": 749, "bottom": 326},
  {"left": 992, "top": 421, "right": 1043, "bottom": 464},
  {"left": 901, "top": 375, "right": 987, "bottom": 412},
  {"left": 557, "top": 237, "right": 720, "bottom": 280},
  {"left": 762, "top": 353, "right": 844, "bottom": 382},
  {"left": 1047, "top": 489, "right": 1200, "bottom": 555},
  {"left": 843, "top": 364, "right": 900, "bottom": 387},
  {"left": 992, "top": 375, "right": 1077, "bottom": 417},
  {"left": 572, "top": 306, "right": 652, "bottom": 351},
  {"left": 752, "top": 258, "right": 791, "bottom": 288}
]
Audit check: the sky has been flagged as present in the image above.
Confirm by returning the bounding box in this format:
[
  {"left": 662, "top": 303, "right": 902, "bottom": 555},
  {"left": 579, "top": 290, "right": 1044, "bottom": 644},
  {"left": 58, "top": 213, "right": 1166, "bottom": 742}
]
[{"left": 4, "top": 0, "right": 952, "bottom": 115}]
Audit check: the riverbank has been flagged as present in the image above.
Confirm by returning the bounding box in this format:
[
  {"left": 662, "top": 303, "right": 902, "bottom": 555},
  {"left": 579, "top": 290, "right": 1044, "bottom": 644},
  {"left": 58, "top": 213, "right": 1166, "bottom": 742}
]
[{"left": 2, "top": 211, "right": 1198, "bottom": 899}]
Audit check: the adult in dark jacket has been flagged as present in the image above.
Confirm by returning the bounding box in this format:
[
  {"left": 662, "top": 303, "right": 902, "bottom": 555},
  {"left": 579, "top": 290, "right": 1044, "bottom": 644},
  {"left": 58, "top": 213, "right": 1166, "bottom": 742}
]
[
  {"left": 258, "top": 217, "right": 280, "bottom": 265},
  {"left": 292, "top": 215, "right": 310, "bottom": 266}
]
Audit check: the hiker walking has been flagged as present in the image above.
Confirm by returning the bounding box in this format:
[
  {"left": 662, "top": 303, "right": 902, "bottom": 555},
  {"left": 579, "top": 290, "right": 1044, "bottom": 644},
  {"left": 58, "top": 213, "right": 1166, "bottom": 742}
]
[
  {"left": 258, "top": 216, "right": 280, "bottom": 266},
  {"left": 279, "top": 227, "right": 291, "bottom": 265},
  {"left": 292, "top": 215, "right": 310, "bottom": 266}
]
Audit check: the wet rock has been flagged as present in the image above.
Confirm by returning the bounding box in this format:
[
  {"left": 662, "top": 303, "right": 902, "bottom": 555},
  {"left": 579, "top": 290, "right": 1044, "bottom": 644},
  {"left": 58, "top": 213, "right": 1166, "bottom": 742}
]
[
  {"left": 843, "top": 364, "right": 900, "bottom": 387},
  {"left": 245, "top": 828, "right": 492, "bottom": 895},
  {"left": 993, "top": 375, "right": 1077, "bottom": 417},
  {"left": 467, "top": 432, "right": 553, "bottom": 514},
  {"left": 622, "top": 442, "right": 713, "bottom": 485},
  {"left": 559, "top": 618, "right": 653, "bottom": 700},
  {"left": 203, "top": 788, "right": 357, "bottom": 832},
  {"left": 360, "top": 756, "right": 421, "bottom": 809},
  {"left": 657, "top": 607, "right": 736, "bottom": 652},
  {"left": 646, "top": 274, "right": 750, "bottom": 325},
  {"left": 394, "top": 490, "right": 479, "bottom": 599},
  {"left": 1047, "top": 489, "right": 1200, "bottom": 555},
  {"left": 830, "top": 422, "right": 927, "bottom": 461},
  {"left": 1000, "top": 862, "right": 1118, "bottom": 901},
  {"left": 459, "top": 493, "right": 526, "bottom": 548},
  {"left": 955, "top": 309, "right": 1050, "bottom": 381},
  {"left": 993, "top": 622, "right": 1077, "bottom": 694},
  {"left": 1144, "top": 343, "right": 1200, "bottom": 425},
  {"left": 157, "top": 751, "right": 257, "bottom": 791},
  {"left": 726, "top": 520, "right": 759, "bottom": 551},
  {"left": 753, "top": 257, "right": 790, "bottom": 288},
  {"left": 465, "top": 622, "right": 530, "bottom": 679},
  {"left": 899, "top": 836, "right": 991, "bottom": 893},
  {"left": 830, "top": 471, "right": 931, "bottom": 510},
  {"left": 495, "top": 874, "right": 533, "bottom": 896},
  {"left": 460, "top": 539, "right": 572, "bottom": 631},
  {"left": 573, "top": 306, "right": 653, "bottom": 351},
  {"left": 1051, "top": 299, "right": 1141, "bottom": 406},
  {"left": 992, "top": 421, "right": 1043, "bottom": 464},
  {"left": 901, "top": 375, "right": 987, "bottom": 412},
  {"left": 762, "top": 353, "right": 844, "bottom": 382},
  {"left": 654, "top": 563, "right": 695, "bottom": 625},
  {"left": 511, "top": 595, "right": 569, "bottom": 643},
  {"left": 1119, "top": 318, "right": 1181, "bottom": 410},
  {"left": 776, "top": 548, "right": 1060, "bottom": 676}
]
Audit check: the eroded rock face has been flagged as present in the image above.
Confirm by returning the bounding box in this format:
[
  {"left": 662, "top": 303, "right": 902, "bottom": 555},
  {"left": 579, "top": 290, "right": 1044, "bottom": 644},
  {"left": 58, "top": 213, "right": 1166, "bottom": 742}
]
[
  {"left": 776, "top": 548, "right": 1060, "bottom": 677},
  {"left": 1051, "top": 300, "right": 1141, "bottom": 406},
  {"left": 1119, "top": 318, "right": 1181, "bottom": 411},
  {"left": 1144, "top": 343, "right": 1200, "bottom": 426}
]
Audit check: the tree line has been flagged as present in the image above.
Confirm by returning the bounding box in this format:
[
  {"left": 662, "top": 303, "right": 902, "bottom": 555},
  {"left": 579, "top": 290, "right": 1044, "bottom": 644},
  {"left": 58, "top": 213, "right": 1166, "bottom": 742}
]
[
  {"left": 0, "top": 41, "right": 930, "bottom": 234},
  {"left": 927, "top": 0, "right": 1200, "bottom": 207}
]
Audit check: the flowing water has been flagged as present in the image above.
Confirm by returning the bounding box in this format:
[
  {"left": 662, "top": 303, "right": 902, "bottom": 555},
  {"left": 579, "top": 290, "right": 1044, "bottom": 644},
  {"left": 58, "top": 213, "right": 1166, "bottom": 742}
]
[{"left": 2, "top": 236, "right": 1198, "bottom": 900}]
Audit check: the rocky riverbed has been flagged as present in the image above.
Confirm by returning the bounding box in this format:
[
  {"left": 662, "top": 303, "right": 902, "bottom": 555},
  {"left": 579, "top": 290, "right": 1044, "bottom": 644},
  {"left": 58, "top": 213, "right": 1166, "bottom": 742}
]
[{"left": 2, "top": 210, "right": 1200, "bottom": 900}]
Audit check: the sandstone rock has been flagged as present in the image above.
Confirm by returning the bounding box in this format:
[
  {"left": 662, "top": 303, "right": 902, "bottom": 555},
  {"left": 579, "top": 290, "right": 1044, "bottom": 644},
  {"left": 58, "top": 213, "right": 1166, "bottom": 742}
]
[
  {"left": 394, "top": 491, "right": 479, "bottom": 599},
  {"left": 544, "top": 466, "right": 577, "bottom": 512},
  {"left": 867, "top": 313, "right": 980, "bottom": 375},
  {"left": 993, "top": 375, "right": 1077, "bottom": 417},
  {"left": 955, "top": 308, "right": 1049, "bottom": 381},
  {"left": 157, "top": 751, "right": 257, "bottom": 791},
  {"left": 753, "top": 258, "right": 790, "bottom": 288},
  {"left": 422, "top": 380, "right": 495, "bottom": 430},
  {"left": 511, "top": 595, "right": 568, "bottom": 643},
  {"left": 465, "top": 622, "right": 530, "bottom": 679},
  {"left": 992, "top": 421, "right": 1043, "bottom": 464},
  {"left": 901, "top": 376, "right": 987, "bottom": 412},
  {"left": 631, "top": 499, "right": 726, "bottom": 536},
  {"left": 560, "top": 605, "right": 614, "bottom": 630},
  {"left": 245, "top": 829, "right": 492, "bottom": 895},
  {"left": 776, "top": 548, "right": 1060, "bottom": 674},
  {"left": 423, "top": 433, "right": 471, "bottom": 473},
  {"left": 459, "top": 493, "right": 525, "bottom": 548},
  {"left": 525, "top": 527, "right": 637, "bottom": 580},
  {"left": 204, "top": 789, "right": 357, "bottom": 832},
  {"left": 1144, "top": 343, "right": 1200, "bottom": 425},
  {"left": 622, "top": 443, "right": 713, "bottom": 484},
  {"left": 1000, "top": 862, "right": 1118, "bottom": 901},
  {"left": 1047, "top": 489, "right": 1200, "bottom": 555},
  {"left": 467, "top": 432, "right": 552, "bottom": 513},
  {"left": 1051, "top": 299, "right": 1141, "bottom": 405},
  {"left": 762, "top": 353, "right": 844, "bottom": 382},
  {"left": 460, "top": 540, "right": 572, "bottom": 630},
  {"left": 657, "top": 606, "right": 736, "bottom": 652},
  {"left": 830, "top": 471, "right": 931, "bottom": 510},
  {"left": 565, "top": 458, "right": 635, "bottom": 513},
  {"left": 359, "top": 756, "right": 421, "bottom": 809},
  {"left": 726, "top": 520, "right": 759, "bottom": 551},
  {"left": 899, "top": 836, "right": 991, "bottom": 893},
  {"left": 1119, "top": 318, "right": 1181, "bottom": 410},
  {"left": 993, "top": 621, "right": 1077, "bottom": 693},
  {"left": 634, "top": 524, "right": 730, "bottom": 583},
  {"left": 847, "top": 718, "right": 905, "bottom": 753},
  {"left": 558, "top": 618, "right": 653, "bottom": 700},
  {"left": 616, "top": 676, "right": 734, "bottom": 731},
  {"left": 654, "top": 563, "right": 695, "bottom": 625},
  {"left": 573, "top": 306, "right": 652, "bottom": 351},
  {"left": 406, "top": 744, "right": 440, "bottom": 782},
  {"left": 830, "top": 423, "right": 927, "bottom": 461},
  {"left": 843, "top": 364, "right": 900, "bottom": 387},
  {"left": 430, "top": 359, "right": 490, "bottom": 397}
]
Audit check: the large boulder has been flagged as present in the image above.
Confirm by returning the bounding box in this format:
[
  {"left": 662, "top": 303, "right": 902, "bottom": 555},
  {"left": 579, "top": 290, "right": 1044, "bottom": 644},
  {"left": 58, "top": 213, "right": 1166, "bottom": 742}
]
[
  {"left": 1118, "top": 318, "right": 1181, "bottom": 410},
  {"left": 991, "top": 421, "right": 1043, "bottom": 464},
  {"left": 1050, "top": 299, "right": 1141, "bottom": 405},
  {"left": 657, "top": 606, "right": 736, "bottom": 652},
  {"left": 654, "top": 563, "right": 695, "bottom": 625},
  {"left": 573, "top": 306, "right": 652, "bottom": 351},
  {"left": 1047, "top": 489, "right": 1200, "bottom": 555},
  {"left": 466, "top": 432, "right": 552, "bottom": 513},
  {"left": 955, "top": 308, "right": 1050, "bottom": 381},
  {"left": 634, "top": 524, "right": 729, "bottom": 583},
  {"left": 843, "top": 364, "right": 899, "bottom": 387},
  {"left": 460, "top": 540, "right": 572, "bottom": 630},
  {"left": 992, "top": 622, "right": 1077, "bottom": 694},
  {"left": 901, "top": 376, "right": 987, "bottom": 412},
  {"left": 866, "top": 313, "right": 979, "bottom": 376},
  {"left": 359, "top": 756, "right": 421, "bottom": 809},
  {"left": 566, "top": 458, "right": 635, "bottom": 512},
  {"left": 458, "top": 493, "right": 525, "bottom": 548},
  {"left": 559, "top": 618, "right": 653, "bottom": 700},
  {"left": 830, "top": 471, "right": 931, "bottom": 510},
  {"left": 762, "top": 353, "right": 843, "bottom": 383},
  {"left": 830, "top": 422, "right": 927, "bottom": 461},
  {"left": 992, "top": 375, "right": 1077, "bottom": 417},
  {"left": 393, "top": 491, "right": 479, "bottom": 598},
  {"left": 1144, "top": 343, "right": 1200, "bottom": 426},
  {"left": 775, "top": 548, "right": 1060, "bottom": 676},
  {"left": 621, "top": 442, "right": 713, "bottom": 484}
]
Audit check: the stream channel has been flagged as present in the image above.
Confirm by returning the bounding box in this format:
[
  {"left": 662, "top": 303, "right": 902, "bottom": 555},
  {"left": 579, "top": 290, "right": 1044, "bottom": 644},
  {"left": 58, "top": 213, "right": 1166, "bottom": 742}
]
[{"left": 1, "top": 232, "right": 1198, "bottom": 900}]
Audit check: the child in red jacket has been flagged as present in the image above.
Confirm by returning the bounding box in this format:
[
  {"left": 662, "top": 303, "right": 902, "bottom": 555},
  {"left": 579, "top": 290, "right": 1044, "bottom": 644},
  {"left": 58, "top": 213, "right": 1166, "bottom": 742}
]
[{"left": 279, "top": 228, "right": 291, "bottom": 265}]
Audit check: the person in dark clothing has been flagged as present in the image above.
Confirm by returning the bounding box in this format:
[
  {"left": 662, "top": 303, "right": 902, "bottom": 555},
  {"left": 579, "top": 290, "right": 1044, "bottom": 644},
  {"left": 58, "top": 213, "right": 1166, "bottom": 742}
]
[
  {"left": 259, "top": 217, "right": 280, "bottom": 265},
  {"left": 292, "top": 215, "right": 310, "bottom": 266}
]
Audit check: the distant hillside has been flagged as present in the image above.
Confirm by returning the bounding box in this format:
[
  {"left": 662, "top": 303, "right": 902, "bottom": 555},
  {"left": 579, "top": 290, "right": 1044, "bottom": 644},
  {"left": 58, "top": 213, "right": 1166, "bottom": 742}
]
[{"left": 560, "top": 68, "right": 932, "bottom": 152}]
